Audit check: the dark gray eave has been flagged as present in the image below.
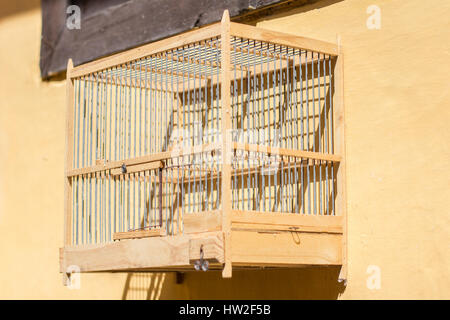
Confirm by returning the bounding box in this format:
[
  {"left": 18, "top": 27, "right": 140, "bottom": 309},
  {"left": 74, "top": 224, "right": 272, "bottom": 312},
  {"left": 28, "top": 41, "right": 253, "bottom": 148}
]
[{"left": 40, "top": 0, "right": 316, "bottom": 79}]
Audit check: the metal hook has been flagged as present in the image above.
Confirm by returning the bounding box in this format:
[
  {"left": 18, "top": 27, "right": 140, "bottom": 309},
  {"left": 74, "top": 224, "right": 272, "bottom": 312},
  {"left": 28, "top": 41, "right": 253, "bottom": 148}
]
[{"left": 194, "top": 245, "right": 209, "bottom": 272}]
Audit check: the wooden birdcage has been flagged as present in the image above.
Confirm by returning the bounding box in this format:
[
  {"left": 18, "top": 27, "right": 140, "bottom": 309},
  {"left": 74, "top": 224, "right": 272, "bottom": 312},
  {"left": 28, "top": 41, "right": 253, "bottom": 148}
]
[{"left": 60, "top": 11, "right": 346, "bottom": 282}]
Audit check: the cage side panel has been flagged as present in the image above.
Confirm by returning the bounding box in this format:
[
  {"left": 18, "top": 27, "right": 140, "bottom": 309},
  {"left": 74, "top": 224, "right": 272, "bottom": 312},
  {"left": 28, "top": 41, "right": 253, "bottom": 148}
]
[
  {"left": 229, "top": 36, "right": 337, "bottom": 216},
  {"left": 69, "top": 36, "right": 226, "bottom": 247}
]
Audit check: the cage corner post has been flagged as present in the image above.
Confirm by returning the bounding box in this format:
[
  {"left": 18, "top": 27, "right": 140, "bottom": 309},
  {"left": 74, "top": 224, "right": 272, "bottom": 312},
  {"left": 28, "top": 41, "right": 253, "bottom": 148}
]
[
  {"left": 334, "top": 39, "right": 348, "bottom": 284},
  {"left": 220, "top": 10, "right": 233, "bottom": 278},
  {"left": 63, "top": 58, "right": 75, "bottom": 285}
]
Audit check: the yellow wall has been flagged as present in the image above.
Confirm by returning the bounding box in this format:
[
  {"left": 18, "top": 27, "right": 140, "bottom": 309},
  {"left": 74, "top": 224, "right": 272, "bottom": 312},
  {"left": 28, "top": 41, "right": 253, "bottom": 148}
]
[{"left": 0, "top": 0, "right": 449, "bottom": 299}]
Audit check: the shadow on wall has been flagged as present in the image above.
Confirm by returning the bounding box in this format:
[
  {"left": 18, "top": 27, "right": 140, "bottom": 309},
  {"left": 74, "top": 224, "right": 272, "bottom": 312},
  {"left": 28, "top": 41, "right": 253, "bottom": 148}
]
[
  {"left": 122, "top": 272, "right": 167, "bottom": 300},
  {"left": 0, "top": 0, "right": 40, "bottom": 21},
  {"left": 122, "top": 267, "right": 346, "bottom": 299}
]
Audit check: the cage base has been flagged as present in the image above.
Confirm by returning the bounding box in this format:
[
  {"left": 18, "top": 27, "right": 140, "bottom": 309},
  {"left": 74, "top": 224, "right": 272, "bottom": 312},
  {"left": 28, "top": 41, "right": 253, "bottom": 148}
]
[{"left": 60, "top": 228, "right": 342, "bottom": 280}]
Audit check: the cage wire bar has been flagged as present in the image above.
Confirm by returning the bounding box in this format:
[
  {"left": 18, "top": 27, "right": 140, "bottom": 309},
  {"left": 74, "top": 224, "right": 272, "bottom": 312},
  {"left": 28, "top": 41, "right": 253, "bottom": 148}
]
[{"left": 64, "top": 14, "right": 344, "bottom": 277}]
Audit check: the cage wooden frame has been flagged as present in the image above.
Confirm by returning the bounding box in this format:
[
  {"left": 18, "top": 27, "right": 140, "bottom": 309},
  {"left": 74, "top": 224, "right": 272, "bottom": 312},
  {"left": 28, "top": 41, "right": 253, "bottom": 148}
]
[{"left": 60, "top": 11, "right": 346, "bottom": 282}]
